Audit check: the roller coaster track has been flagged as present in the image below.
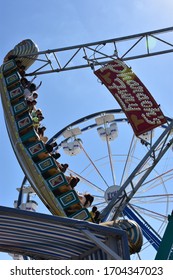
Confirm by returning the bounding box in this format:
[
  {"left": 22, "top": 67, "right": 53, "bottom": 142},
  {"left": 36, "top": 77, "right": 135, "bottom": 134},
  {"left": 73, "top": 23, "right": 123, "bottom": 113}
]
[{"left": 0, "top": 56, "right": 92, "bottom": 221}]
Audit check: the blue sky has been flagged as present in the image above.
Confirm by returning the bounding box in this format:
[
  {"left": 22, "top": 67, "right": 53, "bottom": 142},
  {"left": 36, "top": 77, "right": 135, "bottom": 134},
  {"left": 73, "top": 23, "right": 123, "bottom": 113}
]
[{"left": 1, "top": 0, "right": 173, "bottom": 260}]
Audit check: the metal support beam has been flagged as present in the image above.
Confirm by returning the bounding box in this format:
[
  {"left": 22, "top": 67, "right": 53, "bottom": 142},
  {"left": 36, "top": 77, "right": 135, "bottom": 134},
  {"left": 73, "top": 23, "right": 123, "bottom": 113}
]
[
  {"left": 124, "top": 205, "right": 161, "bottom": 251},
  {"left": 18, "top": 26, "right": 173, "bottom": 76},
  {"left": 100, "top": 120, "right": 173, "bottom": 220},
  {"left": 81, "top": 228, "right": 122, "bottom": 260}
]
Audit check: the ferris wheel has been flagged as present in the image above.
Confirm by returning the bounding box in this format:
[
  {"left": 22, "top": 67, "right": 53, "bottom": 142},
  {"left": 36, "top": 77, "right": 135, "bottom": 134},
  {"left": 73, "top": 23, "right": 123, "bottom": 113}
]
[
  {"left": 1, "top": 27, "right": 173, "bottom": 260},
  {"left": 46, "top": 108, "right": 173, "bottom": 259}
]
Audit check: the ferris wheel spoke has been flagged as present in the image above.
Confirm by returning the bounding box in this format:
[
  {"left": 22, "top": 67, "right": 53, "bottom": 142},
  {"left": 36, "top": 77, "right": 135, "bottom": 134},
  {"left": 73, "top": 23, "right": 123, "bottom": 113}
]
[
  {"left": 103, "top": 123, "right": 116, "bottom": 186},
  {"left": 126, "top": 204, "right": 163, "bottom": 237},
  {"left": 137, "top": 169, "right": 173, "bottom": 195},
  {"left": 78, "top": 140, "right": 110, "bottom": 188},
  {"left": 68, "top": 168, "right": 105, "bottom": 194},
  {"left": 93, "top": 194, "right": 105, "bottom": 199},
  {"left": 130, "top": 203, "right": 168, "bottom": 220},
  {"left": 132, "top": 193, "right": 173, "bottom": 204},
  {"left": 130, "top": 203, "right": 168, "bottom": 236},
  {"left": 120, "top": 135, "right": 136, "bottom": 186},
  {"left": 94, "top": 201, "right": 107, "bottom": 207},
  {"left": 133, "top": 209, "right": 166, "bottom": 222},
  {"left": 127, "top": 160, "right": 173, "bottom": 202},
  {"left": 136, "top": 252, "right": 142, "bottom": 260}
]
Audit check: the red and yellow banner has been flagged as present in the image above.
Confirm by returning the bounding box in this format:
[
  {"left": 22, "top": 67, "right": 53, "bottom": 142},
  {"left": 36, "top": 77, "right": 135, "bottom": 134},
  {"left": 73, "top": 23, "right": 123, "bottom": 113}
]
[{"left": 94, "top": 59, "right": 166, "bottom": 136}]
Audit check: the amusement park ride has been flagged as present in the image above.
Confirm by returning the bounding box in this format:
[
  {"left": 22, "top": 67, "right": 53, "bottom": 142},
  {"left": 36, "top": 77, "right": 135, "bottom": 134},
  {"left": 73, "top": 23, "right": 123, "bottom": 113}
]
[{"left": 0, "top": 26, "right": 173, "bottom": 260}]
